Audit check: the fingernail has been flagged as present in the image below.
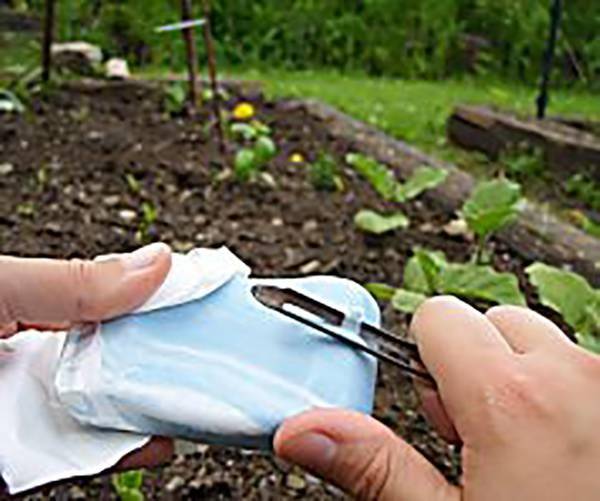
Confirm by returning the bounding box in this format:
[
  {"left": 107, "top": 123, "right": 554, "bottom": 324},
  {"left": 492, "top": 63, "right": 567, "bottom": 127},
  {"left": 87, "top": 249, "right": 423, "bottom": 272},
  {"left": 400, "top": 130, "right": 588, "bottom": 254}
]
[
  {"left": 122, "top": 243, "right": 170, "bottom": 271},
  {"left": 278, "top": 432, "right": 337, "bottom": 472}
]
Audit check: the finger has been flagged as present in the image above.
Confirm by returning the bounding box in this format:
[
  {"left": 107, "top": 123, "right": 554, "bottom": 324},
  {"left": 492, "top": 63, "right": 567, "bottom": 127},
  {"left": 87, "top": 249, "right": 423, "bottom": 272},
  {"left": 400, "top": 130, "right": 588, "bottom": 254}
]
[
  {"left": 410, "top": 296, "right": 513, "bottom": 410},
  {"left": 0, "top": 243, "right": 171, "bottom": 325},
  {"left": 417, "top": 383, "right": 460, "bottom": 444},
  {"left": 486, "top": 305, "right": 571, "bottom": 353},
  {"left": 0, "top": 322, "right": 17, "bottom": 338},
  {"left": 114, "top": 437, "right": 175, "bottom": 470},
  {"left": 274, "top": 409, "right": 460, "bottom": 501}
]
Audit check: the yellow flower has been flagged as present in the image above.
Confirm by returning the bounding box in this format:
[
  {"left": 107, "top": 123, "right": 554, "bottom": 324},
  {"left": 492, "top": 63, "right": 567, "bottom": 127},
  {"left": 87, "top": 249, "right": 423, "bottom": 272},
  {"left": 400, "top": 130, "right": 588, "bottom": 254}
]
[
  {"left": 233, "top": 102, "right": 255, "bottom": 120},
  {"left": 289, "top": 153, "right": 305, "bottom": 164}
]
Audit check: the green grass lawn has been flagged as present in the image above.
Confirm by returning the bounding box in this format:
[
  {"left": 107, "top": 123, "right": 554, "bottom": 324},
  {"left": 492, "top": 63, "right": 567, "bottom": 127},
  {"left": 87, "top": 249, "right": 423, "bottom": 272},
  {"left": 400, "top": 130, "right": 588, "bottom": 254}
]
[{"left": 228, "top": 68, "right": 600, "bottom": 162}]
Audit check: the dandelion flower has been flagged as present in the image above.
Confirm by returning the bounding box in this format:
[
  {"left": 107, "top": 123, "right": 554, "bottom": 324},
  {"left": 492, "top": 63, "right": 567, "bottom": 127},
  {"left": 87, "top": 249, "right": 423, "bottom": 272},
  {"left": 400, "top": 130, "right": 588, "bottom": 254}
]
[
  {"left": 233, "top": 102, "right": 255, "bottom": 120},
  {"left": 289, "top": 153, "right": 305, "bottom": 164}
]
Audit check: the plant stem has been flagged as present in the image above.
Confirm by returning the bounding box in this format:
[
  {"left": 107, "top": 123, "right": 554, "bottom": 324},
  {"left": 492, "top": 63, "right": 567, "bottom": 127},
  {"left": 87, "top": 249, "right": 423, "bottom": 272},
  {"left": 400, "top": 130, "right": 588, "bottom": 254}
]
[
  {"left": 201, "top": 0, "right": 227, "bottom": 161},
  {"left": 474, "top": 234, "right": 489, "bottom": 264}
]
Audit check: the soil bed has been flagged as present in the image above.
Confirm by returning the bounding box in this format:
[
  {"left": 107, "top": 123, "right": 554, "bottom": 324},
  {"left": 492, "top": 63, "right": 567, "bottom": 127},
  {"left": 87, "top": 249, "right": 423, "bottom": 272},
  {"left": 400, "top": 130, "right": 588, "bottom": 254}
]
[{"left": 0, "top": 81, "right": 568, "bottom": 500}]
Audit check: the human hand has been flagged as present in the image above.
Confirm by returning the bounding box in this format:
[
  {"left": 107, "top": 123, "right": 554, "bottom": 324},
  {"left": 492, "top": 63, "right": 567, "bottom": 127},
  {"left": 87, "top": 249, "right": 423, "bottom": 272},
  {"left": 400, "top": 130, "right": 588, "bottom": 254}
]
[
  {"left": 0, "top": 243, "right": 175, "bottom": 471},
  {"left": 274, "top": 296, "right": 600, "bottom": 500}
]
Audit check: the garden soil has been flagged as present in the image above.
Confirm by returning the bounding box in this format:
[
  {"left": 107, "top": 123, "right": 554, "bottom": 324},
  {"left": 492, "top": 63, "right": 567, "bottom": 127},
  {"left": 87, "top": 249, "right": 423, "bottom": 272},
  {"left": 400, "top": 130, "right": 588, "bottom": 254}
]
[{"left": 0, "top": 82, "right": 567, "bottom": 500}]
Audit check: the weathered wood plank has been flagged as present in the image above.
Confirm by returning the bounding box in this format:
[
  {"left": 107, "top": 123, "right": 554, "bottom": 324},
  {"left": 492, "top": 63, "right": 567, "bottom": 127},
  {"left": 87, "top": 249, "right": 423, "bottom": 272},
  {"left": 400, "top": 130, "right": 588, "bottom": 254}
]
[{"left": 448, "top": 105, "right": 600, "bottom": 180}]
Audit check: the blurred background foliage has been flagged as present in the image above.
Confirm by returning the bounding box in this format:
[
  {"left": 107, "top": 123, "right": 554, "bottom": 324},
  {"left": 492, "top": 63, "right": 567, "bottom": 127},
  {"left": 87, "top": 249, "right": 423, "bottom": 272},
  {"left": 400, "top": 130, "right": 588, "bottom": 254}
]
[{"left": 6, "top": 0, "right": 600, "bottom": 88}]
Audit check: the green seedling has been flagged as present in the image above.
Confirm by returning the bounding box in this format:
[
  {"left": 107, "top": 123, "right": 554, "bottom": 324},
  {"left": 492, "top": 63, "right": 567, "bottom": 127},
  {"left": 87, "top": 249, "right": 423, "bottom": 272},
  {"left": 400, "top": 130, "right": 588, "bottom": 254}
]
[
  {"left": 310, "top": 153, "right": 341, "bottom": 192},
  {"left": 163, "top": 82, "right": 187, "bottom": 115},
  {"left": 346, "top": 153, "right": 396, "bottom": 200},
  {"left": 125, "top": 173, "right": 141, "bottom": 194},
  {"left": 527, "top": 263, "right": 600, "bottom": 354},
  {"left": 354, "top": 209, "right": 409, "bottom": 235},
  {"left": 346, "top": 153, "right": 447, "bottom": 203},
  {"left": 112, "top": 470, "right": 144, "bottom": 501},
  {"left": 367, "top": 247, "right": 525, "bottom": 314},
  {"left": 136, "top": 201, "right": 158, "bottom": 244},
  {"left": 461, "top": 178, "right": 523, "bottom": 263},
  {"left": 395, "top": 165, "right": 448, "bottom": 202},
  {"left": 565, "top": 174, "right": 600, "bottom": 212},
  {"left": 231, "top": 120, "right": 277, "bottom": 182}
]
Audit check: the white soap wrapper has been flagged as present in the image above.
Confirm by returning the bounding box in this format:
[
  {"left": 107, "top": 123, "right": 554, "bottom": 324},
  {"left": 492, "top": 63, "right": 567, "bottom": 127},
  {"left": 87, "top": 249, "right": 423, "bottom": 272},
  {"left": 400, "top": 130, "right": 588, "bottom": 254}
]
[{"left": 0, "top": 246, "right": 250, "bottom": 494}]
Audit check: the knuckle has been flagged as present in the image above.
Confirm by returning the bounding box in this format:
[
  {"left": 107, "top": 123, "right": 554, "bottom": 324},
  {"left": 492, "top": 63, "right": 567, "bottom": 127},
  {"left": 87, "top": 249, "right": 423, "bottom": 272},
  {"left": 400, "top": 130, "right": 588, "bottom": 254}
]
[
  {"left": 66, "top": 259, "right": 100, "bottom": 320},
  {"left": 351, "top": 441, "right": 393, "bottom": 501}
]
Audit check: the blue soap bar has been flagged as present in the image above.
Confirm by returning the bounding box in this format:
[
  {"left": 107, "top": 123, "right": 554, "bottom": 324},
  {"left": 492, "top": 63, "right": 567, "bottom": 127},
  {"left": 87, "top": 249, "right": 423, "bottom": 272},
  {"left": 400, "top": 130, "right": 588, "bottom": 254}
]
[{"left": 55, "top": 275, "right": 379, "bottom": 450}]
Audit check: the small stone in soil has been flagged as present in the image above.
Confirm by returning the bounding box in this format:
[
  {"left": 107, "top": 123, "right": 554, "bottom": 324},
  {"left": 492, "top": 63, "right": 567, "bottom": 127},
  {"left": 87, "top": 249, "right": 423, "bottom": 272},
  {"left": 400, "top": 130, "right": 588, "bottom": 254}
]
[
  {"left": 300, "top": 259, "right": 322, "bottom": 275},
  {"left": 302, "top": 219, "right": 318, "bottom": 232},
  {"left": 103, "top": 195, "right": 120, "bottom": 206},
  {"left": 0, "top": 163, "right": 14, "bottom": 175},
  {"left": 165, "top": 475, "right": 186, "bottom": 492},
  {"left": 118, "top": 209, "right": 137, "bottom": 222},
  {"left": 286, "top": 473, "right": 307, "bottom": 490}
]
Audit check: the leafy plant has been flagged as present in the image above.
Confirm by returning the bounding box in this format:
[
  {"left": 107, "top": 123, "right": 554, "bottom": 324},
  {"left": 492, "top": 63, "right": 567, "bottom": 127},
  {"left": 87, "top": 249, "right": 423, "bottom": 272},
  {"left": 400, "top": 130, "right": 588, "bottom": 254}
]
[
  {"left": 346, "top": 153, "right": 447, "bottom": 203},
  {"left": 346, "top": 153, "right": 396, "bottom": 200},
  {"left": 163, "top": 82, "right": 186, "bottom": 115},
  {"left": 310, "top": 153, "right": 341, "bottom": 191},
  {"left": 368, "top": 247, "right": 526, "bottom": 313},
  {"left": 136, "top": 201, "right": 158, "bottom": 244},
  {"left": 526, "top": 263, "right": 600, "bottom": 353},
  {"left": 565, "top": 174, "right": 600, "bottom": 212},
  {"left": 354, "top": 210, "right": 409, "bottom": 235},
  {"left": 500, "top": 147, "right": 544, "bottom": 179},
  {"left": 112, "top": 471, "right": 144, "bottom": 501},
  {"left": 462, "top": 179, "right": 523, "bottom": 262},
  {"left": 0, "top": 89, "right": 25, "bottom": 114},
  {"left": 231, "top": 121, "right": 277, "bottom": 182},
  {"left": 395, "top": 166, "right": 448, "bottom": 202},
  {"left": 125, "top": 173, "right": 141, "bottom": 194}
]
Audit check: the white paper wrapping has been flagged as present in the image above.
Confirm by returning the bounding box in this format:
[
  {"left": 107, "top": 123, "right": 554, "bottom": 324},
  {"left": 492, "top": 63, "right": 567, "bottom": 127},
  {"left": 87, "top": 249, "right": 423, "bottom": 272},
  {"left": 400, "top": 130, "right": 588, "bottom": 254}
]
[{"left": 0, "top": 246, "right": 250, "bottom": 494}]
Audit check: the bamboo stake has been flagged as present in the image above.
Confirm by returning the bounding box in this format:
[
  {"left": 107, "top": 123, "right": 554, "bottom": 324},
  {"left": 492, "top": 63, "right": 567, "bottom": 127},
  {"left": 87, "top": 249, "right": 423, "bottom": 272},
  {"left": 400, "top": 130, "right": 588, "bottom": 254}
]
[
  {"left": 180, "top": 0, "right": 199, "bottom": 109},
  {"left": 201, "top": 0, "right": 226, "bottom": 160}
]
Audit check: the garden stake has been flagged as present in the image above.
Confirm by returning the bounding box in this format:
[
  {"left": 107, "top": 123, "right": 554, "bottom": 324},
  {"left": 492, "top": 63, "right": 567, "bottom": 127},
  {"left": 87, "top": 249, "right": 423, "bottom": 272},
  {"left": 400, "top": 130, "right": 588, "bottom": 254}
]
[
  {"left": 180, "top": 0, "right": 200, "bottom": 110},
  {"left": 202, "top": 0, "right": 227, "bottom": 161},
  {"left": 156, "top": 17, "right": 207, "bottom": 111},
  {"left": 252, "top": 285, "right": 435, "bottom": 387},
  {"left": 536, "top": 0, "right": 563, "bottom": 119},
  {"left": 42, "top": 0, "right": 56, "bottom": 83}
]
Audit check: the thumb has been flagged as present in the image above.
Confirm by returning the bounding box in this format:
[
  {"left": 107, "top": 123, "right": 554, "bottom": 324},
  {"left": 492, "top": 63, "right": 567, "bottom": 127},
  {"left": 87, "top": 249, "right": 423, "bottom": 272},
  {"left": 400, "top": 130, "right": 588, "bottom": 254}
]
[
  {"left": 274, "top": 409, "right": 460, "bottom": 501},
  {"left": 0, "top": 243, "right": 171, "bottom": 326}
]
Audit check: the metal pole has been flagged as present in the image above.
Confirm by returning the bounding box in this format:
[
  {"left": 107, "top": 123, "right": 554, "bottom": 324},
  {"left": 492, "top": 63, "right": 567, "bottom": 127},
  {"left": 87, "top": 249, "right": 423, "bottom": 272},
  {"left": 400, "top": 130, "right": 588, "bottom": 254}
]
[
  {"left": 42, "top": 0, "right": 56, "bottom": 83},
  {"left": 180, "top": 0, "right": 199, "bottom": 109},
  {"left": 536, "top": 0, "right": 563, "bottom": 119}
]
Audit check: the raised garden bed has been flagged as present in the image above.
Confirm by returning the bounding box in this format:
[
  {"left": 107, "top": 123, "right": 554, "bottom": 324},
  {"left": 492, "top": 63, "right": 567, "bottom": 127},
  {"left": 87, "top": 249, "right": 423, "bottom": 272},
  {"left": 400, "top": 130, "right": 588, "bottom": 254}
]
[
  {"left": 0, "top": 80, "right": 596, "bottom": 499},
  {"left": 447, "top": 104, "right": 600, "bottom": 181}
]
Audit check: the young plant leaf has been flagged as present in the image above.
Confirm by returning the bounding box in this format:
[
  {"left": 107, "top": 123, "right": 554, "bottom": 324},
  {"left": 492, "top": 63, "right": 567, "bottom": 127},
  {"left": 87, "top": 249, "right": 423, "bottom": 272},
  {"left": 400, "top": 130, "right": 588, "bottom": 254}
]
[
  {"left": 403, "top": 248, "right": 447, "bottom": 294},
  {"left": 395, "top": 166, "right": 448, "bottom": 202},
  {"left": 346, "top": 153, "right": 396, "bottom": 200},
  {"left": 254, "top": 136, "right": 277, "bottom": 163},
  {"left": 310, "top": 153, "right": 339, "bottom": 191},
  {"left": 234, "top": 149, "right": 257, "bottom": 182},
  {"left": 230, "top": 122, "right": 257, "bottom": 140},
  {"left": 365, "top": 283, "right": 396, "bottom": 301},
  {"left": 391, "top": 289, "right": 428, "bottom": 314},
  {"left": 437, "top": 263, "right": 526, "bottom": 306},
  {"left": 526, "top": 263, "right": 600, "bottom": 352},
  {"left": 462, "top": 179, "right": 523, "bottom": 238},
  {"left": 354, "top": 210, "right": 409, "bottom": 235}
]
